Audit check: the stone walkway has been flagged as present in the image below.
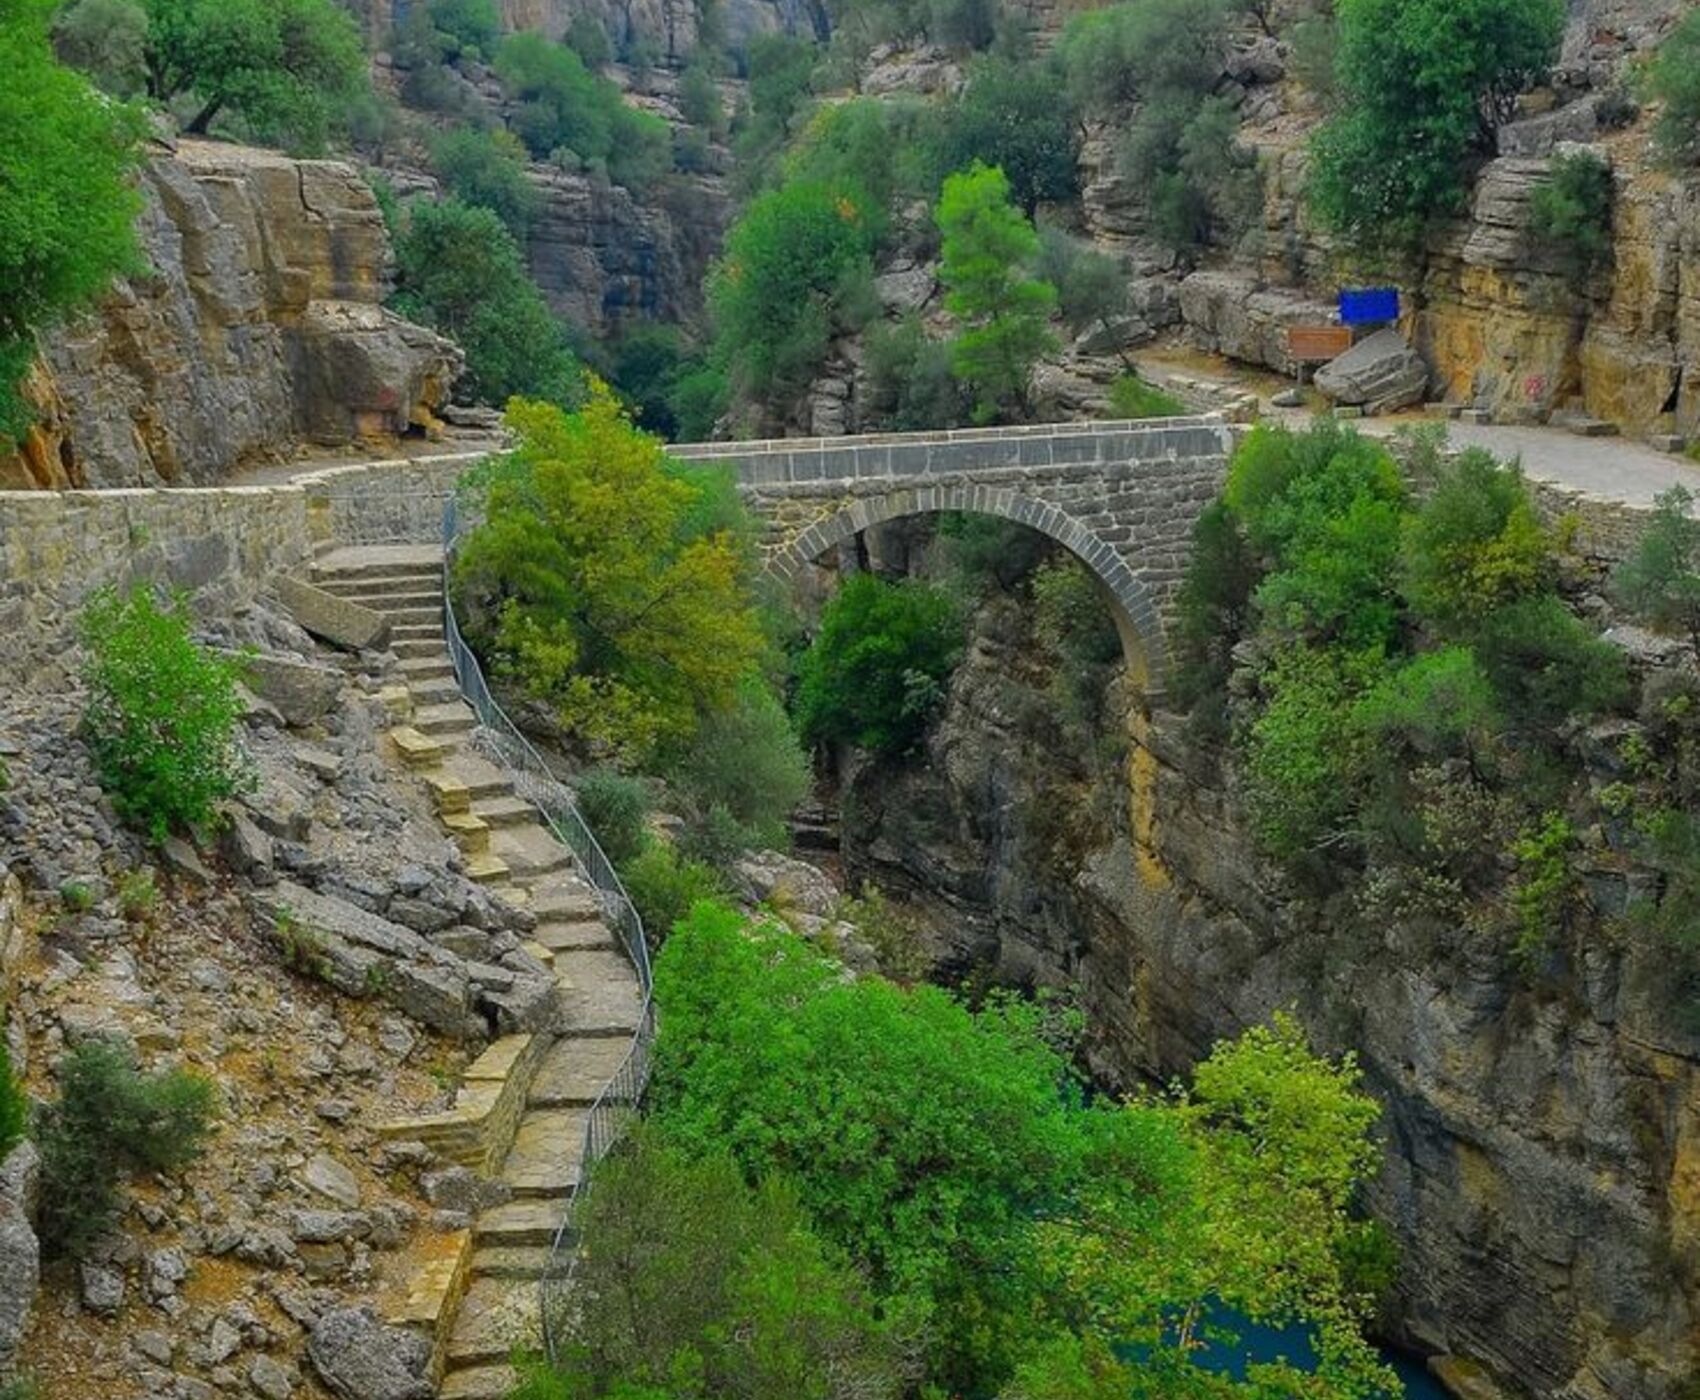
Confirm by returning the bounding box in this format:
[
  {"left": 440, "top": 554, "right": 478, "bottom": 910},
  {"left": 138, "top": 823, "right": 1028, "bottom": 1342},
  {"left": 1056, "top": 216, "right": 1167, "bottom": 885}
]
[{"left": 310, "top": 545, "right": 645, "bottom": 1400}]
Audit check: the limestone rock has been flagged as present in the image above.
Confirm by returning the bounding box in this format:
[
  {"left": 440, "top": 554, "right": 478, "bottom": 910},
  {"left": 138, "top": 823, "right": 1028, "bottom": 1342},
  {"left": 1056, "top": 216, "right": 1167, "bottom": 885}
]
[
  {"left": 730, "top": 849, "right": 840, "bottom": 918},
  {"left": 307, "top": 1307, "right": 433, "bottom": 1400},
  {"left": 237, "top": 654, "right": 345, "bottom": 728},
  {"left": 0, "top": 1197, "right": 38, "bottom": 1363},
  {"left": 4, "top": 140, "right": 460, "bottom": 489},
  {"left": 273, "top": 580, "right": 391, "bottom": 654},
  {"left": 301, "top": 1153, "right": 361, "bottom": 1210},
  {"left": 1314, "top": 329, "right": 1431, "bottom": 411},
  {"left": 1177, "top": 271, "right": 1340, "bottom": 376}
]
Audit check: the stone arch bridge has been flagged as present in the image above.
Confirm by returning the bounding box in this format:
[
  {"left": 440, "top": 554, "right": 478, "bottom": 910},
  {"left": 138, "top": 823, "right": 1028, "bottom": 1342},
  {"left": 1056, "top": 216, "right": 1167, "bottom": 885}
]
[{"left": 674, "top": 416, "right": 1233, "bottom": 695}]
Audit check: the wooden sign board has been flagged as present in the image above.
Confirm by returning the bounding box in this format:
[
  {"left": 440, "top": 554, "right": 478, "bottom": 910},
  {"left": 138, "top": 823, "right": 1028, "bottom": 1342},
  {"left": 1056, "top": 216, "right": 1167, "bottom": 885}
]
[{"left": 1286, "top": 325, "right": 1353, "bottom": 363}]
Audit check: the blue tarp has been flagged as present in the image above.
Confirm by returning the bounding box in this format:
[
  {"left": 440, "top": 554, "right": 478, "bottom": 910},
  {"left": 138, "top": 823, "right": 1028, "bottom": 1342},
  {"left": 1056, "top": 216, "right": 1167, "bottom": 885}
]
[{"left": 1339, "top": 287, "right": 1399, "bottom": 324}]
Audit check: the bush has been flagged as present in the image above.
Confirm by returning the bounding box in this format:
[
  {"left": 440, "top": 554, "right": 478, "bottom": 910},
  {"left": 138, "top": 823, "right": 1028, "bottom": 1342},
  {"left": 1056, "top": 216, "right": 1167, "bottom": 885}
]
[
  {"left": 931, "top": 57, "right": 1079, "bottom": 216},
  {"left": 864, "top": 317, "right": 968, "bottom": 432},
  {"left": 2, "top": 0, "right": 144, "bottom": 447},
  {"left": 679, "top": 61, "right": 727, "bottom": 138},
  {"left": 563, "top": 12, "right": 612, "bottom": 66},
  {"left": 52, "top": 0, "right": 147, "bottom": 95},
  {"left": 795, "top": 573, "right": 964, "bottom": 756},
  {"left": 79, "top": 588, "right": 250, "bottom": 842},
  {"left": 0, "top": 1041, "right": 27, "bottom": 1168},
  {"left": 707, "top": 178, "right": 882, "bottom": 406},
  {"left": 574, "top": 769, "right": 651, "bottom": 866},
  {"left": 668, "top": 679, "right": 810, "bottom": 849},
  {"left": 1171, "top": 500, "right": 1259, "bottom": 737},
  {"left": 429, "top": 127, "right": 538, "bottom": 238},
  {"left": 1106, "top": 374, "right": 1186, "bottom": 418},
  {"left": 1309, "top": 0, "right": 1563, "bottom": 256},
  {"left": 1528, "top": 150, "right": 1614, "bottom": 288},
  {"left": 1037, "top": 227, "right": 1128, "bottom": 341},
  {"left": 428, "top": 0, "right": 500, "bottom": 56},
  {"left": 1507, "top": 811, "right": 1578, "bottom": 964},
  {"left": 1611, "top": 484, "right": 1700, "bottom": 652},
  {"left": 36, "top": 1040, "right": 216, "bottom": 1258},
  {"left": 532, "top": 1126, "right": 905, "bottom": 1400},
  {"left": 390, "top": 198, "right": 583, "bottom": 409},
  {"left": 1648, "top": 9, "right": 1700, "bottom": 168},
  {"left": 1399, "top": 446, "right": 1555, "bottom": 631},
  {"left": 453, "top": 390, "right": 765, "bottom": 759},
  {"left": 619, "top": 839, "right": 725, "bottom": 937},
  {"left": 1470, "top": 594, "right": 1627, "bottom": 734}
]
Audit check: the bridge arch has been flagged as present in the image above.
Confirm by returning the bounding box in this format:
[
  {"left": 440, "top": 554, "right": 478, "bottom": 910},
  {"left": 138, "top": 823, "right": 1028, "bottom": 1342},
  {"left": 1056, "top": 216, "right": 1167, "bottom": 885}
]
[{"left": 766, "top": 484, "right": 1169, "bottom": 695}]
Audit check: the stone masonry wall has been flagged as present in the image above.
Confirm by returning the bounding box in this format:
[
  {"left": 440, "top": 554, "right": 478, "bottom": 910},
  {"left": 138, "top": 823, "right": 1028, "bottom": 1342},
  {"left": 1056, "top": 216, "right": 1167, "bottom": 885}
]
[{"left": 0, "top": 454, "right": 480, "bottom": 675}]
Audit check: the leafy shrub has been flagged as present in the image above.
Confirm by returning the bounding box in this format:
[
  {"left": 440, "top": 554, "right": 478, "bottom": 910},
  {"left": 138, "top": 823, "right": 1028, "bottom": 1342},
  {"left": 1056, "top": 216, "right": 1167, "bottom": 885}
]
[
  {"left": 574, "top": 770, "right": 651, "bottom": 866},
  {"left": 454, "top": 390, "right": 765, "bottom": 760},
  {"left": 679, "top": 61, "right": 727, "bottom": 137},
  {"left": 1507, "top": 812, "right": 1578, "bottom": 964},
  {"left": 930, "top": 57, "right": 1080, "bottom": 216},
  {"left": 0, "top": 1041, "right": 27, "bottom": 1168},
  {"left": 1106, "top": 374, "right": 1186, "bottom": 419},
  {"left": 117, "top": 867, "right": 159, "bottom": 921},
  {"left": 864, "top": 317, "right": 968, "bottom": 432},
  {"left": 937, "top": 162, "right": 1058, "bottom": 424},
  {"left": 1309, "top": 0, "right": 1563, "bottom": 255},
  {"left": 1399, "top": 446, "right": 1555, "bottom": 631},
  {"left": 1171, "top": 501, "right": 1259, "bottom": 737},
  {"left": 563, "top": 12, "right": 612, "bottom": 66},
  {"left": 59, "top": 881, "right": 94, "bottom": 913},
  {"left": 36, "top": 1040, "right": 216, "bottom": 1257},
  {"left": 730, "top": 33, "right": 819, "bottom": 188},
  {"left": 1612, "top": 484, "right": 1700, "bottom": 652},
  {"left": 51, "top": 0, "right": 147, "bottom": 95},
  {"left": 2, "top": 0, "right": 144, "bottom": 446},
  {"left": 428, "top": 0, "right": 500, "bottom": 56},
  {"left": 1470, "top": 594, "right": 1627, "bottom": 734},
  {"left": 429, "top": 127, "right": 538, "bottom": 238},
  {"left": 390, "top": 199, "right": 583, "bottom": 410},
  {"left": 707, "top": 178, "right": 882, "bottom": 406},
  {"left": 619, "top": 840, "right": 725, "bottom": 937},
  {"left": 1648, "top": 9, "right": 1700, "bottom": 168},
  {"left": 1037, "top": 228, "right": 1128, "bottom": 342},
  {"left": 1528, "top": 150, "right": 1614, "bottom": 287},
  {"left": 795, "top": 573, "right": 964, "bottom": 756},
  {"left": 837, "top": 886, "right": 931, "bottom": 982},
  {"left": 496, "top": 31, "right": 671, "bottom": 188},
  {"left": 668, "top": 679, "right": 810, "bottom": 849},
  {"left": 527, "top": 1126, "right": 904, "bottom": 1400},
  {"left": 79, "top": 588, "right": 250, "bottom": 842}
]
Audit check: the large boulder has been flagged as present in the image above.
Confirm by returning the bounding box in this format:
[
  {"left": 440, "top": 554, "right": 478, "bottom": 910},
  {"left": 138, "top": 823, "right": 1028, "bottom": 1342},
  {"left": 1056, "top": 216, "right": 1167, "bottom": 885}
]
[
  {"left": 0, "top": 1195, "right": 38, "bottom": 1365},
  {"left": 307, "top": 1307, "right": 434, "bottom": 1400},
  {"left": 273, "top": 579, "right": 391, "bottom": 653},
  {"left": 236, "top": 652, "right": 346, "bottom": 727},
  {"left": 1314, "top": 329, "right": 1431, "bottom": 412}
]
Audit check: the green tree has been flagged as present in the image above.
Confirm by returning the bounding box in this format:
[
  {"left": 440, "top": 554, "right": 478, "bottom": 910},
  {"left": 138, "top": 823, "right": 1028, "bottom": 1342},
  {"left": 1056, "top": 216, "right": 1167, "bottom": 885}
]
[
  {"left": 564, "top": 12, "right": 613, "bottom": 66},
  {"left": 937, "top": 162, "right": 1058, "bottom": 423},
  {"left": 36, "top": 1040, "right": 217, "bottom": 1258},
  {"left": 1037, "top": 227, "right": 1128, "bottom": 344},
  {"left": 932, "top": 57, "right": 1080, "bottom": 217},
  {"left": 1, "top": 0, "right": 144, "bottom": 446},
  {"left": 1647, "top": 9, "right": 1700, "bottom": 168},
  {"left": 390, "top": 198, "right": 582, "bottom": 409},
  {"left": 1309, "top": 0, "right": 1562, "bottom": 256},
  {"left": 52, "top": 0, "right": 148, "bottom": 95},
  {"left": 138, "top": 0, "right": 369, "bottom": 152},
  {"left": 669, "top": 678, "right": 811, "bottom": 849},
  {"left": 795, "top": 573, "right": 964, "bottom": 756},
  {"left": 1527, "top": 150, "right": 1615, "bottom": 288},
  {"left": 454, "top": 388, "right": 766, "bottom": 759},
  {"left": 428, "top": 0, "right": 500, "bottom": 56},
  {"left": 80, "top": 587, "right": 252, "bottom": 842},
  {"left": 864, "top": 316, "right": 969, "bottom": 431},
  {"left": 730, "top": 34, "right": 819, "bottom": 188},
  {"left": 1470, "top": 593, "right": 1627, "bottom": 735},
  {"left": 707, "top": 178, "right": 882, "bottom": 406},
  {"left": 679, "top": 61, "right": 727, "bottom": 137},
  {"left": 525, "top": 1127, "right": 906, "bottom": 1400},
  {"left": 1170, "top": 500, "right": 1259, "bottom": 739},
  {"left": 429, "top": 127, "right": 539, "bottom": 238},
  {"left": 1612, "top": 485, "right": 1700, "bottom": 652}
]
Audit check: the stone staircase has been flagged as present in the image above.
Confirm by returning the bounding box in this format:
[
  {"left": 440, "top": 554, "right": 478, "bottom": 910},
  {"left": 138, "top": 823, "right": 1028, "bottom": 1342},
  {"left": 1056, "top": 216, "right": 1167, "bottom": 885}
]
[{"left": 308, "top": 546, "right": 647, "bottom": 1400}]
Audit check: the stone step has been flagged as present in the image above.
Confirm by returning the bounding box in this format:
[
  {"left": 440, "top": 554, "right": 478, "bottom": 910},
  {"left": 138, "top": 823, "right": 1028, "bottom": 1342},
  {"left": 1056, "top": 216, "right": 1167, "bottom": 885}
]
[
  {"left": 475, "top": 1196, "right": 570, "bottom": 1247},
  {"left": 399, "top": 656, "right": 454, "bottom": 682},
  {"left": 500, "top": 1109, "right": 589, "bottom": 1198},
  {"left": 553, "top": 949, "right": 646, "bottom": 1037},
  {"left": 407, "top": 678, "right": 462, "bottom": 707},
  {"left": 318, "top": 578, "right": 443, "bottom": 604},
  {"left": 529, "top": 876, "right": 603, "bottom": 925},
  {"left": 393, "top": 637, "right": 446, "bottom": 660},
  {"left": 445, "top": 1277, "right": 542, "bottom": 1368},
  {"left": 535, "top": 919, "right": 615, "bottom": 953},
  {"left": 442, "top": 811, "right": 490, "bottom": 856},
  {"left": 440, "top": 1365, "right": 520, "bottom": 1400},
  {"left": 415, "top": 701, "right": 477, "bottom": 736},
  {"left": 470, "top": 795, "right": 536, "bottom": 830},
  {"left": 424, "top": 771, "right": 472, "bottom": 814},
  {"left": 442, "top": 753, "right": 515, "bottom": 802},
  {"left": 492, "top": 824, "right": 573, "bottom": 880},
  {"left": 373, "top": 604, "right": 444, "bottom": 626},
  {"left": 464, "top": 852, "right": 511, "bottom": 885},
  {"left": 529, "top": 1035, "right": 638, "bottom": 1108},
  {"left": 389, "top": 726, "right": 448, "bottom": 770},
  {"left": 311, "top": 545, "right": 442, "bottom": 580},
  {"left": 392, "top": 621, "right": 445, "bottom": 641},
  {"left": 470, "top": 1244, "right": 553, "bottom": 1280}
]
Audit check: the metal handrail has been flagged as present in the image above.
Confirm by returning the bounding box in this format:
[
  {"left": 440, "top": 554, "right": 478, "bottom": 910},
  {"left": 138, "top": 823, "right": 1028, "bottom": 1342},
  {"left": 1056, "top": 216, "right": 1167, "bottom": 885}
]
[{"left": 440, "top": 494, "right": 656, "bottom": 1361}]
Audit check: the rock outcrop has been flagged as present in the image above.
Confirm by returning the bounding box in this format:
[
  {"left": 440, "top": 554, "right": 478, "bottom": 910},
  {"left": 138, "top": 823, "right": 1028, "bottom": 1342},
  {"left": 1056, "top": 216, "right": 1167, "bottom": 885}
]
[
  {"left": 836, "top": 530, "right": 1700, "bottom": 1400},
  {"left": 1314, "top": 328, "right": 1431, "bottom": 411},
  {"left": 3, "top": 139, "right": 461, "bottom": 491}
]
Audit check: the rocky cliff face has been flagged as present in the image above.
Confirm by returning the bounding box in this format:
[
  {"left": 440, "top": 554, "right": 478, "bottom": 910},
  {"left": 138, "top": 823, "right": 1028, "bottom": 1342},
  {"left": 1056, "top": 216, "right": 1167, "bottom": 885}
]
[
  {"left": 839, "top": 552, "right": 1700, "bottom": 1400},
  {"left": 3, "top": 139, "right": 461, "bottom": 491}
]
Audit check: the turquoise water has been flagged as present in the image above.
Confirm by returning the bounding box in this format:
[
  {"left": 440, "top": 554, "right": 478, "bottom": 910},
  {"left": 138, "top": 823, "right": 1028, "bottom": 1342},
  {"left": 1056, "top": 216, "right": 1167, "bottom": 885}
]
[{"left": 1191, "top": 1313, "right": 1448, "bottom": 1399}]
